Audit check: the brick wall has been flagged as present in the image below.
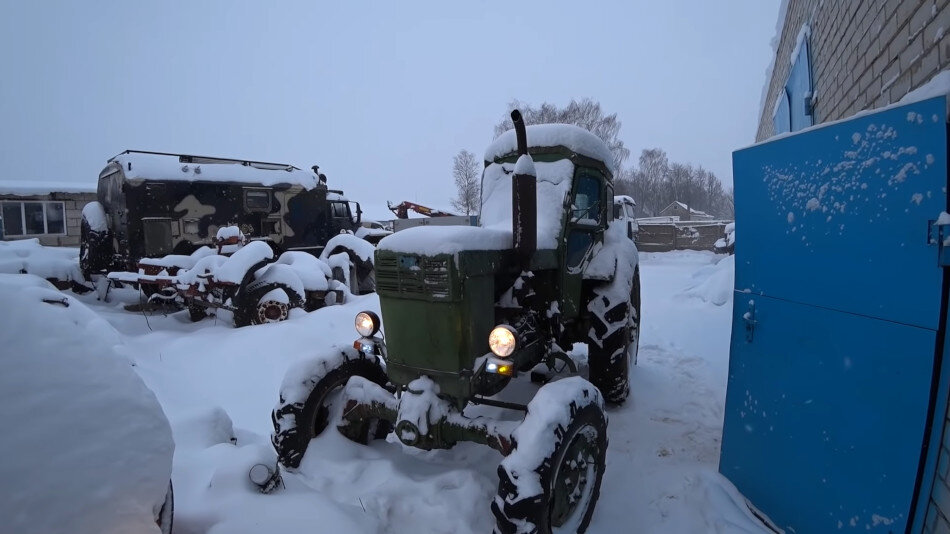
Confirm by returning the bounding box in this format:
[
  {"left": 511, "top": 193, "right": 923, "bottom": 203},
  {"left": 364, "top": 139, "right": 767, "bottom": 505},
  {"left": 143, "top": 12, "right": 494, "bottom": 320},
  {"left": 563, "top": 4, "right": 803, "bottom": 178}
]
[
  {"left": 0, "top": 192, "right": 96, "bottom": 247},
  {"left": 756, "top": 0, "right": 950, "bottom": 142}
]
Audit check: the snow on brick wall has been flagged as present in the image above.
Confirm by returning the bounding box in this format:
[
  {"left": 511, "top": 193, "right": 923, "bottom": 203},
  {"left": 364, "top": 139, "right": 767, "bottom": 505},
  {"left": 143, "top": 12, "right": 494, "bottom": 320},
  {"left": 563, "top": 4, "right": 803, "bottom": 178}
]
[{"left": 757, "top": 0, "right": 950, "bottom": 142}]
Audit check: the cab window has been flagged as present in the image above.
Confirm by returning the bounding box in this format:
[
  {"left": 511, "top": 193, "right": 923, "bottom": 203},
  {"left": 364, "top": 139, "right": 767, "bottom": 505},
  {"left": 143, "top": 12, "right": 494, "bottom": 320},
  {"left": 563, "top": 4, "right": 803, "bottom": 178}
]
[
  {"left": 571, "top": 174, "right": 602, "bottom": 224},
  {"left": 331, "top": 202, "right": 350, "bottom": 218},
  {"left": 244, "top": 189, "right": 271, "bottom": 211}
]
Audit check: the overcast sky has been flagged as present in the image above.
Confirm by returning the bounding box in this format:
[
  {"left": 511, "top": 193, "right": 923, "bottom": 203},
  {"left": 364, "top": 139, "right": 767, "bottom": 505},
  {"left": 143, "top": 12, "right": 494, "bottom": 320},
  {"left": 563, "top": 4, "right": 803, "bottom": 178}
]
[{"left": 0, "top": 1, "right": 778, "bottom": 220}]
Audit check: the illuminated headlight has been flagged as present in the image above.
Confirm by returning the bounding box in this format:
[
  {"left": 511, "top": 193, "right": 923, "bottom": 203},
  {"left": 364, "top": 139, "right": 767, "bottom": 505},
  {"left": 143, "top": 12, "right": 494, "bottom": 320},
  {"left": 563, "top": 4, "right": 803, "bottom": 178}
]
[
  {"left": 488, "top": 325, "right": 517, "bottom": 358},
  {"left": 355, "top": 311, "right": 381, "bottom": 337}
]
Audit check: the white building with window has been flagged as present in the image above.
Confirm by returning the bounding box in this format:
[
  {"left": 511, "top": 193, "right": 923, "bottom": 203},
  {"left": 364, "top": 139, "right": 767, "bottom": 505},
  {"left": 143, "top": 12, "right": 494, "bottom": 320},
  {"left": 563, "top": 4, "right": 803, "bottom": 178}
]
[{"left": 0, "top": 181, "right": 96, "bottom": 247}]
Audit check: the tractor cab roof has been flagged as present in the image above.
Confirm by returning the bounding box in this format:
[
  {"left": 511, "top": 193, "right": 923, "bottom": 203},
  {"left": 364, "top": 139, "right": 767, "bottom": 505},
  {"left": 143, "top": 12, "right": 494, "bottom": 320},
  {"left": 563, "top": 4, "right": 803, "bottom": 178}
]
[{"left": 484, "top": 124, "right": 615, "bottom": 178}]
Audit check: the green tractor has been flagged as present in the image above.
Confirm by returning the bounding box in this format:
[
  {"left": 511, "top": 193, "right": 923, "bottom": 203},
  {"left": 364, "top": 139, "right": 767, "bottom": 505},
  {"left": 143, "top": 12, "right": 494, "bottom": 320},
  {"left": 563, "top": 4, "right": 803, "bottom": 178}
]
[{"left": 269, "top": 111, "right": 640, "bottom": 533}]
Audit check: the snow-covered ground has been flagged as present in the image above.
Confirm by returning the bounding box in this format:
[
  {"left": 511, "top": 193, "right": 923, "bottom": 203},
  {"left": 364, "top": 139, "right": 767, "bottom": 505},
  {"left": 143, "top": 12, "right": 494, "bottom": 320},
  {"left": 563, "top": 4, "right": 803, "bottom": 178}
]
[{"left": 25, "top": 249, "right": 762, "bottom": 533}]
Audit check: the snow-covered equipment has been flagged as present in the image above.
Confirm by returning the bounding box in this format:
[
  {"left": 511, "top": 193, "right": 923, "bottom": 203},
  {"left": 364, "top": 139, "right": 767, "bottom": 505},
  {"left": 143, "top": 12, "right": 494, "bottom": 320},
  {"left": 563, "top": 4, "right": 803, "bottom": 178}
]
[
  {"left": 108, "top": 229, "right": 373, "bottom": 327},
  {"left": 0, "top": 274, "right": 175, "bottom": 534},
  {"left": 713, "top": 221, "right": 735, "bottom": 254},
  {"left": 80, "top": 150, "right": 380, "bottom": 285},
  {"left": 270, "top": 111, "right": 639, "bottom": 532}
]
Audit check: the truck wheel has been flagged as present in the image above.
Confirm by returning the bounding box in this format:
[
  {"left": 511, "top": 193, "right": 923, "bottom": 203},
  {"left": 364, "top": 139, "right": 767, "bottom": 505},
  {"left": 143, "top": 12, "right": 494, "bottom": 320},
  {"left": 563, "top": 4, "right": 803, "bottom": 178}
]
[
  {"left": 493, "top": 377, "right": 607, "bottom": 534},
  {"left": 79, "top": 217, "right": 113, "bottom": 279},
  {"left": 271, "top": 346, "right": 389, "bottom": 468},
  {"left": 233, "top": 283, "right": 301, "bottom": 327},
  {"left": 586, "top": 268, "right": 640, "bottom": 404},
  {"left": 156, "top": 480, "right": 173, "bottom": 534}
]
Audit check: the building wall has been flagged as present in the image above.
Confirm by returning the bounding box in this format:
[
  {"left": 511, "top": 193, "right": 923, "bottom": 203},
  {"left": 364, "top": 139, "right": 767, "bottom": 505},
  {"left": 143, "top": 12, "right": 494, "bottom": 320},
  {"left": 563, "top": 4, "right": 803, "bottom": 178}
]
[
  {"left": 0, "top": 192, "right": 96, "bottom": 247},
  {"left": 757, "top": 0, "right": 950, "bottom": 141},
  {"left": 757, "top": 2, "right": 950, "bottom": 531}
]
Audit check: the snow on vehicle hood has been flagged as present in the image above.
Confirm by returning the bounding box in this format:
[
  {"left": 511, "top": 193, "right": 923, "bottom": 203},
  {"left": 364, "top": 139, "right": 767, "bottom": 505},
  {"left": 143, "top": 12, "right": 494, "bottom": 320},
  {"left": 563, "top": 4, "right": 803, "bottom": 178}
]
[
  {"left": 0, "top": 274, "right": 174, "bottom": 534},
  {"left": 0, "top": 238, "right": 84, "bottom": 283},
  {"left": 377, "top": 225, "right": 512, "bottom": 256}
]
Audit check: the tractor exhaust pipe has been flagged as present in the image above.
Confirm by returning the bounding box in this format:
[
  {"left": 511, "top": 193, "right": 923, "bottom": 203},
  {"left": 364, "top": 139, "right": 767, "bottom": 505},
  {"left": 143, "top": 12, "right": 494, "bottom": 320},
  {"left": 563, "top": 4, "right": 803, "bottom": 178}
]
[{"left": 510, "top": 110, "right": 536, "bottom": 267}]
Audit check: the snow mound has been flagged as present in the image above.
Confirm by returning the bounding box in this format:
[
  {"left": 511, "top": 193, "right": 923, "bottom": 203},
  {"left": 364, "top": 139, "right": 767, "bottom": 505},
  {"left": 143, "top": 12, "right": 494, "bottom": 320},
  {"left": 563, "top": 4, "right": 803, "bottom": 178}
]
[
  {"left": 681, "top": 255, "right": 735, "bottom": 306},
  {"left": 0, "top": 238, "right": 84, "bottom": 282},
  {"left": 0, "top": 274, "right": 174, "bottom": 534},
  {"left": 320, "top": 233, "right": 376, "bottom": 263},
  {"left": 81, "top": 201, "right": 108, "bottom": 232}
]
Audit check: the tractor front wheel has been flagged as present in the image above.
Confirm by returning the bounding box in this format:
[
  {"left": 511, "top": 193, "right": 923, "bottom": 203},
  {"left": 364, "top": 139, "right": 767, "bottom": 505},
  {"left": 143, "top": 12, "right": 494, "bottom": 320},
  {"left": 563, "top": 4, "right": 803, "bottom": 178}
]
[
  {"left": 271, "top": 346, "right": 390, "bottom": 468},
  {"left": 492, "top": 377, "right": 607, "bottom": 534}
]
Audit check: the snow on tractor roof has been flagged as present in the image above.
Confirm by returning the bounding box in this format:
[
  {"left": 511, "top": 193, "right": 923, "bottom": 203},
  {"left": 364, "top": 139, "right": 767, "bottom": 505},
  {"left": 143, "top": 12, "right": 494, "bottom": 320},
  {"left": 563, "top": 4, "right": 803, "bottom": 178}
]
[
  {"left": 484, "top": 124, "right": 616, "bottom": 176},
  {"left": 109, "top": 151, "right": 320, "bottom": 189}
]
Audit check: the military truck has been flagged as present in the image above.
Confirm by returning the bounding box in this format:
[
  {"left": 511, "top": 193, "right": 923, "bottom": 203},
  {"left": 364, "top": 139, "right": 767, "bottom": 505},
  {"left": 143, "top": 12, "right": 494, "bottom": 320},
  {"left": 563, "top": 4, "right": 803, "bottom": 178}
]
[
  {"left": 268, "top": 112, "right": 640, "bottom": 533},
  {"left": 80, "top": 150, "right": 375, "bottom": 290}
]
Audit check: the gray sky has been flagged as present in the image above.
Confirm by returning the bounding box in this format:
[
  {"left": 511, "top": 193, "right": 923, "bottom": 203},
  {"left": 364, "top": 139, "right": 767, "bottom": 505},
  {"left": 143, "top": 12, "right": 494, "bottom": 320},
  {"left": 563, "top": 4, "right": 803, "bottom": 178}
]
[{"left": 0, "top": 1, "right": 778, "bottom": 220}]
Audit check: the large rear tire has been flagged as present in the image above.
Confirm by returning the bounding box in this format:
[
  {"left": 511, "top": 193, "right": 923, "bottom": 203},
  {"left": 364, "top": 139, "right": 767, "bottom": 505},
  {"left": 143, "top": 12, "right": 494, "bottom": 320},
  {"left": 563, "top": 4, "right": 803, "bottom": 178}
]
[
  {"left": 586, "top": 268, "right": 640, "bottom": 404},
  {"left": 493, "top": 377, "right": 608, "bottom": 534},
  {"left": 271, "top": 346, "right": 389, "bottom": 468}
]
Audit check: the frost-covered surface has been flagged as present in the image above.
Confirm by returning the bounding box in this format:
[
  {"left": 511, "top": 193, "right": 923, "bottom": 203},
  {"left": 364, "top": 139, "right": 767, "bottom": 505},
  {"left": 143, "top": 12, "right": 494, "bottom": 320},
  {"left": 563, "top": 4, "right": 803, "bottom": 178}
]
[
  {"left": 251, "top": 262, "right": 307, "bottom": 299},
  {"left": 110, "top": 152, "right": 319, "bottom": 189},
  {"left": 378, "top": 224, "right": 512, "bottom": 255},
  {"left": 216, "top": 226, "right": 244, "bottom": 241},
  {"left": 34, "top": 248, "right": 762, "bottom": 533},
  {"left": 485, "top": 124, "right": 617, "bottom": 176},
  {"left": 320, "top": 233, "right": 377, "bottom": 263},
  {"left": 480, "top": 159, "right": 575, "bottom": 250},
  {"left": 0, "top": 238, "right": 84, "bottom": 281},
  {"left": 682, "top": 255, "right": 735, "bottom": 306},
  {"left": 0, "top": 179, "right": 96, "bottom": 195},
  {"left": 0, "top": 274, "right": 173, "bottom": 534},
  {"left": 81, "top": 201, "right": 109, "bottom": 232}
]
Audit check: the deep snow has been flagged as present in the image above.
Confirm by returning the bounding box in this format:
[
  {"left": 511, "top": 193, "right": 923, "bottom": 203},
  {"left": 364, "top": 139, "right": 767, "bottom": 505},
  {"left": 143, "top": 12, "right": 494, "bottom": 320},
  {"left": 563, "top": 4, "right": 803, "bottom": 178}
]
[{"left": 9, "top": 248, "right": 759, "bottom": 533}]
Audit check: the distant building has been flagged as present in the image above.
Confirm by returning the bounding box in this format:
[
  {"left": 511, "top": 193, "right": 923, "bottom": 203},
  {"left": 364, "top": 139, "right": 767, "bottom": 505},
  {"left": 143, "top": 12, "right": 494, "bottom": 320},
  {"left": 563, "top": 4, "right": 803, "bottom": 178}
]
[
  {"left": 0, "top": 181, "right": 95, "bottom": 246},
  {"left": 657, "top": 201, "right": 715, "bottom": 221},
  {"left": 757, "top": 0, "right": 950, "bottom": 141}
]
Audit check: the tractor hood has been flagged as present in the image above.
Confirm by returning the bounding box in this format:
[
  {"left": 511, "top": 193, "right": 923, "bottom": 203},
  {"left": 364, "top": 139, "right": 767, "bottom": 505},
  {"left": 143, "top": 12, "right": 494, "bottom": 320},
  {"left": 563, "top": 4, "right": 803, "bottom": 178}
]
[{"left": 376, "top": 225, "right": 511, "bottom": 257}]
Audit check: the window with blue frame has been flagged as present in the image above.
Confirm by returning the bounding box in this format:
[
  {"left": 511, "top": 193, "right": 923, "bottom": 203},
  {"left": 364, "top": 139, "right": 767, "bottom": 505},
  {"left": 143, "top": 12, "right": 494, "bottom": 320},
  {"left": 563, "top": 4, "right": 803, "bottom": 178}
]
[{"left": 772, "top": 27, "right": 814, "bottom": 135}]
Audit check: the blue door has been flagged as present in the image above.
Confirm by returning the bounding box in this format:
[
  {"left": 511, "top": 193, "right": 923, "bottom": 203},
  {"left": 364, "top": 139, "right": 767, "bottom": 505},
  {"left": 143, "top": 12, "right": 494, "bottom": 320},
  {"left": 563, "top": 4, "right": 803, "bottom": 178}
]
[{"left": 722, "top": 96, "right": 948, "bottom": 532}]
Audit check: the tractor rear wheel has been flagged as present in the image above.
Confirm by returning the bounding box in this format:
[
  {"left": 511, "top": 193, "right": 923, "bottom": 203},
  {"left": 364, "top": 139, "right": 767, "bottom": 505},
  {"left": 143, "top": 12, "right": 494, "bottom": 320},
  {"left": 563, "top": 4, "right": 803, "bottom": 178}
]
[
  {"left": 586, "top": 268, "right": 640, "bottom": 404},
  {"left": 271, "top": 346, "right": 390, "bottom": 469}
]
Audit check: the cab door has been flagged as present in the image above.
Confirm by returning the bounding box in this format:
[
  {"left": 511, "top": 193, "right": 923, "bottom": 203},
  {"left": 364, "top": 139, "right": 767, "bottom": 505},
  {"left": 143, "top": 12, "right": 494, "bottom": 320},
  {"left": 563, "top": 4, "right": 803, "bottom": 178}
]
[{"left": 560, "top": 168, "right": 606, "bottom": 318}]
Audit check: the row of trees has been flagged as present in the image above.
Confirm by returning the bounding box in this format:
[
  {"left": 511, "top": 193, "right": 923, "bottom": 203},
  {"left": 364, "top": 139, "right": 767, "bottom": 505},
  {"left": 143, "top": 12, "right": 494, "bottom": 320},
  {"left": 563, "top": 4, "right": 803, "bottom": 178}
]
[{"left": 451, "top": 98, "right": 734, "bottom": 219}]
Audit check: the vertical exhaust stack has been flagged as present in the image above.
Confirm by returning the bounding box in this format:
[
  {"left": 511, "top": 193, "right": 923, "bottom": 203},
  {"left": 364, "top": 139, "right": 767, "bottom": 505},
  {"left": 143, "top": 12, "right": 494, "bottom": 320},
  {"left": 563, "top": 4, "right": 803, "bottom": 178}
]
[{"left": 511, "top": 110, "right": 537, "bottom": 267}]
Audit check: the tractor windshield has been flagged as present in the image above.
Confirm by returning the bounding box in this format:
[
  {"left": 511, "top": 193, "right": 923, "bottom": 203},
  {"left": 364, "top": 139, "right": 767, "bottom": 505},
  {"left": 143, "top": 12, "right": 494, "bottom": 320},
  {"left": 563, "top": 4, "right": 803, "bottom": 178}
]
[{"left": 479, "top": 158, "right": 575, "bottom": 250}]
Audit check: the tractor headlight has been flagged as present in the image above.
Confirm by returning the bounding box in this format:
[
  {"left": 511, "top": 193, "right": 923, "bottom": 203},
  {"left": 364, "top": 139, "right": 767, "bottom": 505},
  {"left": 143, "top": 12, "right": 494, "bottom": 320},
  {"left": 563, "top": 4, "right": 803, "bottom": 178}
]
[
  {"left": 488, "top": 325, "right": 517, "bottom": 358},
  {"left": 355, "top": 311, "right": 380, "bottom": 337}
]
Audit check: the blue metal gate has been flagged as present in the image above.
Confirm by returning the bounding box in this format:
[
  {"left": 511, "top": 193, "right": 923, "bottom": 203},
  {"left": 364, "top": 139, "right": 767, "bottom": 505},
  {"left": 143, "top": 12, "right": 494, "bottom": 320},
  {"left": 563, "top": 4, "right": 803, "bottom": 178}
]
[{"left": 721, "top": 95, "right": 949, "bottom": 532}]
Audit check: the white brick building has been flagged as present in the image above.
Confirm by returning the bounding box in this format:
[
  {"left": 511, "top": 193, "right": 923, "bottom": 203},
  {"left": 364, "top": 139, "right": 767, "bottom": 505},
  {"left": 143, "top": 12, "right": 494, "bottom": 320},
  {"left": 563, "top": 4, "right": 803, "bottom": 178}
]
[{"left": 0, "top": 181, "right": 95, "bottom": 247}]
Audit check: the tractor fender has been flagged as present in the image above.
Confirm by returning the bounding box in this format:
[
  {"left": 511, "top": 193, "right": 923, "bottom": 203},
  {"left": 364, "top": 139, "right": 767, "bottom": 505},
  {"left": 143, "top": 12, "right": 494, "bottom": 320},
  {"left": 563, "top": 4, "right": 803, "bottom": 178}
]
[{"left": 583, "top": 220, "right": 639, "bottom": 283}]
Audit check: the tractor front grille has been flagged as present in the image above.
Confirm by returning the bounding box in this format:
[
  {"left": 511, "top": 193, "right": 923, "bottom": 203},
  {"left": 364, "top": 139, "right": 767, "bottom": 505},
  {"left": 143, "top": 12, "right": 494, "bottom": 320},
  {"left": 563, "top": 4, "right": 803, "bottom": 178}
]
[{"left": 376, "top": 254, "right": 454, "bottom": 301}]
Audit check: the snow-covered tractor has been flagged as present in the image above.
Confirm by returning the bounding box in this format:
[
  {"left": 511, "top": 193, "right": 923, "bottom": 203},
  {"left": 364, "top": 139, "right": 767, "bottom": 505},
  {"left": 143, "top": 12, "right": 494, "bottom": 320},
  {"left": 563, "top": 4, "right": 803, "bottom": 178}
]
[
  {"left": 269, "top": 112, "right": 640, "bottom": 532},
  {"left": 109, "top": 228, "right": 373, "bottom": 327}
]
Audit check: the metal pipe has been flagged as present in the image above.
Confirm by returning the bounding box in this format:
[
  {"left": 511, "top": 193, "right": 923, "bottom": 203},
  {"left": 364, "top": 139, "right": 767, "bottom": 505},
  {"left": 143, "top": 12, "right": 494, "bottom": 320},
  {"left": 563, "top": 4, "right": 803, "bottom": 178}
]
[{"left": 511, "top": 110, "right": 528, "bottom": 156}]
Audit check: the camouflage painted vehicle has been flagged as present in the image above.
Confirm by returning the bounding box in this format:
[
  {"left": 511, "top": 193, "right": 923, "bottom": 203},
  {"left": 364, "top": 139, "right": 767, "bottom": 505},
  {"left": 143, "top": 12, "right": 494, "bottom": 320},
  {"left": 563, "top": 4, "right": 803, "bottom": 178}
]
[
  {"left": 267, "top": 112, "right": 640, "bottom": 533},
  {"left": 80, "top": 150, "right": 375, "bottom": 289}
]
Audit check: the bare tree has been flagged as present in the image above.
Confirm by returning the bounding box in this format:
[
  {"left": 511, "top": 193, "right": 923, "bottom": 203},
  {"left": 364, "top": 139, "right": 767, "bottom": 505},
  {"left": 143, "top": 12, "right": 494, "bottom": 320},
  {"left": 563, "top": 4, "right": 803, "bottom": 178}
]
[
  {"left": 493, "top": 98, "right": 630, "bottom": 172},
  {"left": 450, "top": 149, "right": 481, "bottom": 215},
  {"left": 614, "top": 148, "right": 733, "bottom": 219}
]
